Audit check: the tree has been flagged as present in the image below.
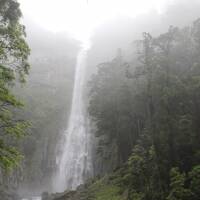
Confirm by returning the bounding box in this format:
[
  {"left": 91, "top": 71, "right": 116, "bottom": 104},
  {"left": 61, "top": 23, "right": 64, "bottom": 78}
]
[
  {"left": 89, "top": 53, "right": 136, "bottom": 164},
  {"left": 167, "top": 168, "right": 192, "bottom": 200},
  {"left": 189, "top": 165, "right": 200, "bottom": 200},
  {"left": 0, "top": 0, "right": 30, "bottom": 170}
]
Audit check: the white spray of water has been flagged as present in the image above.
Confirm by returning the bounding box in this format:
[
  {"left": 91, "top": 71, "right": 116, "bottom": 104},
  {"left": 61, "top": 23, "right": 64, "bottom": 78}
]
[{"left": 53, "top": 40, "right": 93, "bottom": 192}]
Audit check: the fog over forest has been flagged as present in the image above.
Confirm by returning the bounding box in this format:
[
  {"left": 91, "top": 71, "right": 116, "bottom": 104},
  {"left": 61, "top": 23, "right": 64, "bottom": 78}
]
[{"left": 0, "top": 0, "right": 200, "bottom": 200}]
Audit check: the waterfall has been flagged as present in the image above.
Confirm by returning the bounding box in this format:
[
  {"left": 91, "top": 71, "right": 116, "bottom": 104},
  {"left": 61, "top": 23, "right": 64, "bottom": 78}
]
[{"left": 53, "top": 40, "right": 93, "bottom": 193}]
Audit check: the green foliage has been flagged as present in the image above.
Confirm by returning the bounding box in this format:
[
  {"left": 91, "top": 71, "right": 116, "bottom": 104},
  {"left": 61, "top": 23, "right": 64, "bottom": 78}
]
[
  {"left": 0, "top": 0, "right": 30, "bottom": 170},
  {"left": 89, "top": 55, "right": 136, "bottom": 162},
  {"left": 89, "top": 19, "right": 200, "bottom": 200},
  {"left": 167, "top": 168, "right": 192, "bottom": 200},
  {"left": 189, "top": 165, "right": 200, "bottom": 200},
  {"left": 89, "top": 179, "right": 121, "bottom": 200}
]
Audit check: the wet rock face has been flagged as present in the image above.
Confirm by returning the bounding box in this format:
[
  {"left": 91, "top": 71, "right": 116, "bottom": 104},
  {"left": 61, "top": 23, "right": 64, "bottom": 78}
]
[
  {"left": 42, "top": 192, "right": 49, "bottom": 200},
  {"left": 0, "top": 187, "right": 20, "bottom": 200},
  {"left": 53, "top": 191, "right": 77, "bottom": 200},
  {"left": 45, "top": 184, "right": 89, "bottom": 200},
  {"left": 45, "top": 191, "right": 77, "bottom": 200}
]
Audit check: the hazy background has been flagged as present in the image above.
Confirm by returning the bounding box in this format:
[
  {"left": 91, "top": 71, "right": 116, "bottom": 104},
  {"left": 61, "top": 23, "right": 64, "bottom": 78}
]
[{"left": 4, "top": 0, "right": 200, "bottom": 197}]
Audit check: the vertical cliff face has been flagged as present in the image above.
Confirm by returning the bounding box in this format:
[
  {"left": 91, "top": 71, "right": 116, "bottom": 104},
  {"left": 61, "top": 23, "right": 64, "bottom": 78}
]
[{"left": 0, "top": 25, "right": 81, "bottom": 198}]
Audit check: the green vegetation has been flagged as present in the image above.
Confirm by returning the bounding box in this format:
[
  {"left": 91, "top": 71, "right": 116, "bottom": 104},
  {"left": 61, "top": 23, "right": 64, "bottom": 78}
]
[
  {"left": 88, "top": 19, "right": 200, "bottom": 200},
  {"left": 1, "top": 2, "right": 200, "bottom": 200},
  {"left": 0, "top": 0, "right": 30, "bottom": 170},
  {"left": 52, "top": 174, "right": 124, "bottom": 200},
  {"left": 88, "top": 178, "right": 121, "bottom": 200}
]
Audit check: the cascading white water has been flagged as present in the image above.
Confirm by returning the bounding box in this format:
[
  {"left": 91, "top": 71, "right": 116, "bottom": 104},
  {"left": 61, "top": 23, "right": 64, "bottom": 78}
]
[{"left": 53, "top": 41, "right": 93, "bottom": 193}]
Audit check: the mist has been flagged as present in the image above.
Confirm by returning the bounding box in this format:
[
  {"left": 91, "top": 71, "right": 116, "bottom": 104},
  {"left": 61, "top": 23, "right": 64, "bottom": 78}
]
[{"left": 1, "top": 0, "right": 200, "bottom": 200}]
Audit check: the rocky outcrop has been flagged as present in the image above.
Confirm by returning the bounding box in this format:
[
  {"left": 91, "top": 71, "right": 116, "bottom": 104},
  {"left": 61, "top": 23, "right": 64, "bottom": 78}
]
[{"left": 44, "top": 184, "right": 90, "bottom": 200}]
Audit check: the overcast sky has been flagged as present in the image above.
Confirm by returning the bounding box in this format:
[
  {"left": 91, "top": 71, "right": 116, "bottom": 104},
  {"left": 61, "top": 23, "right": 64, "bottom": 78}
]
[{"left": 19, "top": 0, "right": 176, "bottom": 42}]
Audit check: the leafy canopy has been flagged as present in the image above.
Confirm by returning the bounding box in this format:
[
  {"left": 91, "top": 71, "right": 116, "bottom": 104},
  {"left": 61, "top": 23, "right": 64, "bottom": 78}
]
[{"left": 0, "top": 0, "right": 30, "bottom": 170}]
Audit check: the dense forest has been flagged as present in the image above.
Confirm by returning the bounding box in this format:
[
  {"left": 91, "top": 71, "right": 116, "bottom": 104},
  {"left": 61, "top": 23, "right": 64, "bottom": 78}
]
[
  {"left": 86, "top": 20, "right": 200, "bottom": 200},
  {"left": 0, "top": 0, "right": 200, "bottom": 200}
]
